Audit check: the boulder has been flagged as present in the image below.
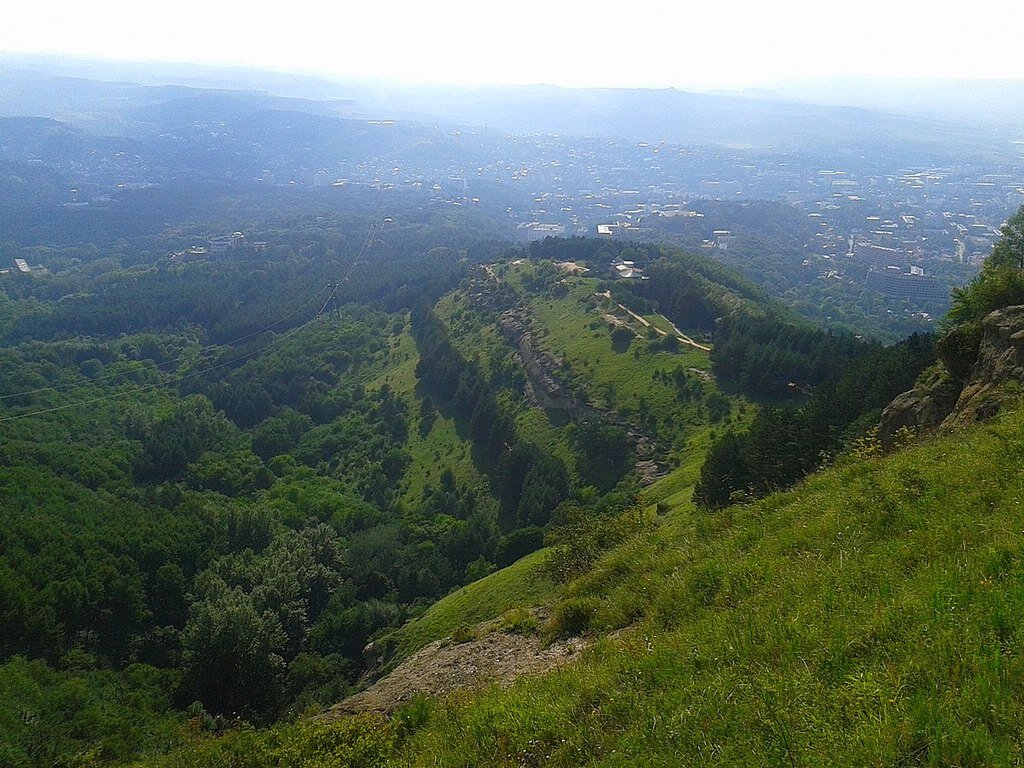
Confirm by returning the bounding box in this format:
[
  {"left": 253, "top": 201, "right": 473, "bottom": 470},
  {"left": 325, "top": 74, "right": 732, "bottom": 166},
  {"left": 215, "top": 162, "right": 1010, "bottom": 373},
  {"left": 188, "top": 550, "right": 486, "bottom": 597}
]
[{"left": 879, "top": 305, "right": 1024, "bottom": 445}]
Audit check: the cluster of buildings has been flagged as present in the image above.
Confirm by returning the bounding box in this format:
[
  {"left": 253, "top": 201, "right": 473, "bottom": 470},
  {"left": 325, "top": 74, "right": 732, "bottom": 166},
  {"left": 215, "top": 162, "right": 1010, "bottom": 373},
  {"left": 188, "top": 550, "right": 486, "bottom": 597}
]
[
  {"left": 865, "top": 266, "right": 947, "bottom": 302},
  {"left": 610, "top": 255, "right": 646, "bottom": 280},
  {"left": 259, "top": 123, "right": 1023, "bottom": 315},
  {"left": 170, "top": 232, "right": 266, "bottom": 261}
]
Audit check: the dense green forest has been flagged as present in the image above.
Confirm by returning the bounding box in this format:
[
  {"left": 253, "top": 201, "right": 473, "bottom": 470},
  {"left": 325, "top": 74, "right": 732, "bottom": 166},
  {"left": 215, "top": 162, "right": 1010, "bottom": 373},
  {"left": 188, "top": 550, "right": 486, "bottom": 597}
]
[
  {"left": 0, "top": 208, "right": 523, "bottom": 763},
  {"left": 0, "top": 219, "right": 733, "bottom": 764},
  {"left": 1, "top": 178, "right": 1013, "bottom": 766}
]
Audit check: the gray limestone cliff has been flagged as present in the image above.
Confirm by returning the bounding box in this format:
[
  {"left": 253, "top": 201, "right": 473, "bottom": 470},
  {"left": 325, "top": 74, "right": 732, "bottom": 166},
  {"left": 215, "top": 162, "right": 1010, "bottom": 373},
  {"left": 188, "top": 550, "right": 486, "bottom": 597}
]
[{"left": 879, "top": 305, "right": 1024, "bottom": 445}]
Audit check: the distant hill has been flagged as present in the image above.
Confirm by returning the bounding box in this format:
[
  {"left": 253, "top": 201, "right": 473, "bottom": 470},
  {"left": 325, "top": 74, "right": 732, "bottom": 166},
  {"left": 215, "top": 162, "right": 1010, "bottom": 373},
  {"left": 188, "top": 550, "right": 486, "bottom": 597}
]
[
  {"left": 0, "top": 55, "right": 1015, "bottom": 162},
  {"left": 746, "top": 75, "right": 1024, "bottom": 127}
]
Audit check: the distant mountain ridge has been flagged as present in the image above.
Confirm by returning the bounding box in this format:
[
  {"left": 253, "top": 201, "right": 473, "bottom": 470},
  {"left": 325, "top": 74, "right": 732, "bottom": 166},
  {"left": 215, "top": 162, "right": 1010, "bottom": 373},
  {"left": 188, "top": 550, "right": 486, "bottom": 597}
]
[
  {"left": 747, "top": 75, "right": 1024, "bottom": 126},
  {"left": 0, "top": 54, "right": 1016, "bottom": 161}
]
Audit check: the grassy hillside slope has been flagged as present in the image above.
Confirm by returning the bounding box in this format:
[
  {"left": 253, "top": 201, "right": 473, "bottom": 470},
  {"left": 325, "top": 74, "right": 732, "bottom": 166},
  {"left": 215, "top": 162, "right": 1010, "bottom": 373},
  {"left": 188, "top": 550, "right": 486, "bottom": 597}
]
[
  {"left": 394, "top": 405, "right": 1024, "bottom": 766},
  {"left": 368, "top": 322, "right": 497, "bottom": 512},
  {"left": 143, "top": 398, "right": 1024, "bottom": 767},
  {"left": 380, "top": 547, "right": 558, "bottom": 662}
]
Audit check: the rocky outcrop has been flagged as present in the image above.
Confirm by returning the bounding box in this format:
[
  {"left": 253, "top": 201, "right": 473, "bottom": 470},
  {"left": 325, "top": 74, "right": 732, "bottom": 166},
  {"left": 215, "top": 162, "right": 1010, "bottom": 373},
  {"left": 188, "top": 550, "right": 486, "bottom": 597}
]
[
  {"left": 497, "top": 307, "right": 581, "bottom": 414},
  {"left": 319, "top": 609, "right": 586, "bottom": 719},
  {"left": 877, "top": 367, "right": 961, "bottom": 446},
  {"left": 879, "top": 305, "right": 1024, "bottom": 445},
  {"left": 944, "top": 305, "right": 1024, "bottom": 428}
]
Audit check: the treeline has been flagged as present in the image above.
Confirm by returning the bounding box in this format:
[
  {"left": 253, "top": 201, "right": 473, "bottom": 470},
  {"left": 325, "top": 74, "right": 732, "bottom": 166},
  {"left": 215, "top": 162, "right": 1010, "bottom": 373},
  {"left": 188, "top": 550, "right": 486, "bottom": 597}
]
[
  {"left": 710, "top": 312, "right": 869, "bottom": 398},
  {"left": 525, "top": 235, "right": 661, "bottom": 270},
  {"left": 1, "top": 209, "right": 503, "bottom": 346},
  {"left": 411, "top": 301, "right": 570, "bottom": 546},
  {"left": 637, "top": 250, "right": 770, "bottom": 328},
  {"left": 0, "top": 309, "right": 514, "bottom": 764},
  {"left": 695, "top": 332, "right": 936, "bottom": 508},
  {"left": 629, "top": 245, "right": 872, "bottom": 399}
]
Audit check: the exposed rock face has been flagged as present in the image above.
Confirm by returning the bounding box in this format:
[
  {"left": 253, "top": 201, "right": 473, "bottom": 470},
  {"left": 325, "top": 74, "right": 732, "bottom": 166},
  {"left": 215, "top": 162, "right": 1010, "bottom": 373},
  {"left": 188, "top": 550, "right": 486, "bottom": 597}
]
[
  {"left": 946, "top": 305, "right": 1024, "bottom": 428},
  {"left": 877, "top": 367, "right": 961, "bottom": 446},
  {"left": 497, "top": 307, "right": 579, "bottom": 413},
  {"left": 880, "top": 305, "right": 1024, "bottom": 444},
  {"left": 319, "top": 610, "right": 586, "bottom": 719}
]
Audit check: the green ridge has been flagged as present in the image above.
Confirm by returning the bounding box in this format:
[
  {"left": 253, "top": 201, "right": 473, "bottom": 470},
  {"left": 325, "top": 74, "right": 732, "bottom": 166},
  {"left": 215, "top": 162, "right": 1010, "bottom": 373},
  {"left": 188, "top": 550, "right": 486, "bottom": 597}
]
[
  {"left": 150, "top": 402, "right": 1024, "bottom": 766},
  {"left": 382, "top": 548, "right": 559, "bottom": 661}
]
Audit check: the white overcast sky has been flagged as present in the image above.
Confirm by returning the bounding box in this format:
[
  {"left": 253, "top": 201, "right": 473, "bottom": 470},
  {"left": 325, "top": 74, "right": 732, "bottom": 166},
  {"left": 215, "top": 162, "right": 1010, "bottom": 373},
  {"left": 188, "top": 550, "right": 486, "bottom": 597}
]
[{"left": 4, "top": 0, "right": 1024, "bottom": 90}]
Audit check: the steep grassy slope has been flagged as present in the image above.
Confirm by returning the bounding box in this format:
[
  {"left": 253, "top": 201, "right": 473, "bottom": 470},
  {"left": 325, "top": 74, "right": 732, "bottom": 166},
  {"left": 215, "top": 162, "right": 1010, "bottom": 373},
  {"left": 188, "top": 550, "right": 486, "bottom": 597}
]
[
  {"left": 142, "top": 399, "right": 1024, "bottom": 767},
  {"left": 393, "top": 405, "right": 1024, "bottom": 766},
  {"left": 368, "top": 323, "right": 497, "bottom": 512},
  {"left": 380, "top": 548, "right": 558, "bottom": 662}
]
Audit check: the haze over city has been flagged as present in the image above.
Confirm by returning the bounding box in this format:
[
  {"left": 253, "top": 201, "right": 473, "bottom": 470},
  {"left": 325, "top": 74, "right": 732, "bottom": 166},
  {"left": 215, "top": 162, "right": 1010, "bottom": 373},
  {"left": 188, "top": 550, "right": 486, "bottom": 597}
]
[
  {"left": 9, "top": 0, "right": 1024, "bottom": 764},
  {"left": 5, "top": 0, "right": 1024, "bottom": 91}
]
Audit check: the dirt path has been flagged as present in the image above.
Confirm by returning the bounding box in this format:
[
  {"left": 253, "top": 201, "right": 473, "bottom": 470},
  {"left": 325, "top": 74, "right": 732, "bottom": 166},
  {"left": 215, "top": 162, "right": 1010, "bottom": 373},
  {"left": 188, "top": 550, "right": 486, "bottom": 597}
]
[
  {"left": 318, "top": 628, "right": 585, "bottom": 718},
  {"left": 659, "top": 315, "right": 711, "bottom": 352},
  {"left": 609, "top": 298, "right": 712, "bottom": 352}
]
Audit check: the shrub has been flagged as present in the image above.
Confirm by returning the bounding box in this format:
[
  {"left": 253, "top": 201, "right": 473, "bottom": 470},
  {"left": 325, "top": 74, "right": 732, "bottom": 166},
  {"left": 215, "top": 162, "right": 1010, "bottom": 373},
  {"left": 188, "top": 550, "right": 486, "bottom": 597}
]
[
  {"left": 610, "top": 325, "right": 633, "bottom": 352},
  {"left": 547, "top": 598, "right": 597, "bottom": 640},
  {"left": 498, "top": 607, "right": 539, "bottom": 635},
  {"left": 450, "top": 624, "right": 475, "bottom": 644},
  {"left": 936, "top": 321, "right": 982, "bottom": 381}
]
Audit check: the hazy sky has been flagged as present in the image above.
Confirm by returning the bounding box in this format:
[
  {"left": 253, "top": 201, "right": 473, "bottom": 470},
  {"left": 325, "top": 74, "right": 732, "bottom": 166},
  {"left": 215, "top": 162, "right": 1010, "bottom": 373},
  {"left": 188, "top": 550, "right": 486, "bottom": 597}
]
[{"left": 4, "top": 0, "right": 1024, "bottom": 90}]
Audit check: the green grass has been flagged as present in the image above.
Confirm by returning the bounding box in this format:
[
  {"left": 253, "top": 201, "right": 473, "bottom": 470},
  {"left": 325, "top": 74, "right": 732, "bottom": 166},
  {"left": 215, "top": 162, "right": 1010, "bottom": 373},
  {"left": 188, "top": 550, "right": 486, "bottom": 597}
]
[
  {"left": 404, "top": 262, "right": 749, "bottom": 480},
  {"left": 367, "top": 323, "right": 497, "bottom": 512},
  {"left": 133, "top": 715, "right": 394, "bottom": 768},
  {"left": 386, "top": 403, "right": 1024, "bottom": 766},
  {"left": 516, "top": 268, "right": 739, "bottom": 452},
  {"left": 433, "top": 283, "right": 577, "bottom": 467},
  {"left": 381, "top": 548, "right": 559, "bottom": 660},
  {"left": 137, "top": 401, "right": 1024, "bottom": 767},
  {"left": 648, "top": 422, "right": 729, "bottom": 498},
  {"left": 523, "top": 272, "right": 753, "bottom": 486}
]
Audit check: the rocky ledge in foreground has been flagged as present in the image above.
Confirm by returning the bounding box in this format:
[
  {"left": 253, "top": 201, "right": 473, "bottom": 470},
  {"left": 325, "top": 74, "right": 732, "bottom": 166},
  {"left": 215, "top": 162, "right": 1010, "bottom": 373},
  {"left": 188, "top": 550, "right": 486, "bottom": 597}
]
[
  {"left": 318, "top": 620, "right": 585, "bottom": 719},
  {"left": 880, "top": 304, "right": 1024, "bottom": 445}
]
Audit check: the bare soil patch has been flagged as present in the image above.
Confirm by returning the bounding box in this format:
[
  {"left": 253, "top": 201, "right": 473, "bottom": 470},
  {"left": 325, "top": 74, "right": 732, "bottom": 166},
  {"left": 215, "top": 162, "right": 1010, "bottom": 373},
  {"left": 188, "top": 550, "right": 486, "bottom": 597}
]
[{"left": 319, "top": 625, "right": 585, "bottom": 718}]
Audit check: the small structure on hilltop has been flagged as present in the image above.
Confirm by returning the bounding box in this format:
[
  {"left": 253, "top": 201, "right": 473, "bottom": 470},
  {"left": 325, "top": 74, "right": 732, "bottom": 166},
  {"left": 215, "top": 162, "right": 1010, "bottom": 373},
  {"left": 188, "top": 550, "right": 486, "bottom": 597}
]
[
  {"left": 610, "top": 256, "right": 645, "bottom": 280},
  {"left": 11, "top": 258, "right": 47, "bottom": 275}
]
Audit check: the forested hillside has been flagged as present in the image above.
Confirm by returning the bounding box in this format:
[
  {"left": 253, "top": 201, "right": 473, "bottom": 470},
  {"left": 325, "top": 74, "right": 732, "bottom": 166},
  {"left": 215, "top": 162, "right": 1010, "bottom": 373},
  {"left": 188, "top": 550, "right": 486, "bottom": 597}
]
[
  {"left": 125, "top": 210, "right": 1024, "bottom": 767},
  {"left": 0, "top": 217, "right": 774, "bottom": 765},
  {"left": 0, "top": 209, "right": 517, "bottom": 763},
  {"left": 2, "top": 173, "right": 1015, "bottom": 764}
]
